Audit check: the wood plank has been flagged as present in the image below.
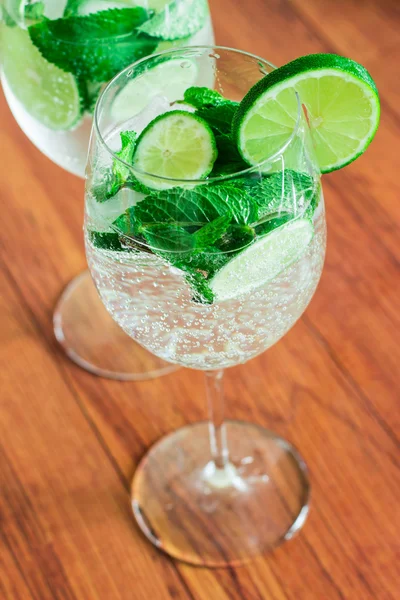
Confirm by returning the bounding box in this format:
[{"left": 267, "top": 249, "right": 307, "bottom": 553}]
[
  {"left": 0, "top": 539, "right": 36, "bottom": 600},
  {"left": 0, "top": 271, "right": 192, "bottom": 600}
]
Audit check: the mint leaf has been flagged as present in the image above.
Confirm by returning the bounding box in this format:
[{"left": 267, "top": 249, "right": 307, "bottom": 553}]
[
  {"left": 126, "top": 177, "right": 153, "bottom": 196},
  {"left": 254, "top": 213, "right": 294, "bottom": 237},
  {"left": 24, "top": 1, "right": 45, "bottom": 22},
  {"left": 113, "top": 206, "right": 140, "bottom": 236},
  {"left": 113, "top": 130, "right": 137, "bottom": 180},
  {"left": 197, "top": 102, "right": 239, "bottom": 135},
  {"left": 220, "top": 184, "right": 258, "bottom": 225},
  {"left": 176, "top": 224, "right": 256, "bottom": 303},
  {"left": 142, "top": 224, "right": 195, "bottom": 252},
  {"left": 92, "top": 171, "right": 124, "bottom": 203},
  {"left": 89, "top": 230, "right": 126, "bottom": 251},
  {"left": 216, "top": 224, "right": 256, "bottom": 252},
  {"left": 182, "top": 86, "right": 226, "bottom": 109},
  {"left": 78, "top": 79, "right": 103, "bottom": 112},
  {"left": 211, "top": 134, "right": 248, "bottom": 176},
  {"left": 133, "top": 183, "right": 257, "bottom": 228},
  {"left": 134, "top": 186, "right": 229, "bottom": 227},
  {"left": 138, "top": 0, "right": 207, "bottom": 40},
  {"left": 243, "top": 170, "right": 317, "bottom": 218},
  {"left": 28, "top": 8, "right": 157, "bottom": 82},
  {"left": 180, "top": 268, "right": 214, "bottom": 304},
  {"left": 193, "top": 213, "right": 231, "bottom": 248}
]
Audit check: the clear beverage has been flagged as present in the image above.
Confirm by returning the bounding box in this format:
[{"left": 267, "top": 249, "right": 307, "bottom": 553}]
[
  {"left": 1, "top": 0, "right": 214, "bottom": 176},
  {"left": 86, "top": 194, "right": 325, "bottom": 370}
]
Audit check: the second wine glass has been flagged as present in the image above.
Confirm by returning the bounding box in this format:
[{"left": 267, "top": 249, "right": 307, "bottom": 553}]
[{"left": 1, "top": 0, "right": 214, "bottom": 379}]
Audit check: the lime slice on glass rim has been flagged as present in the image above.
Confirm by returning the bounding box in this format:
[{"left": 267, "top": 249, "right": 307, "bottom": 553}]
[
  {"left": 2, "top": 26, "right": 83, "bottom": 130},
  {"left": 132, "top": 110, "right": 217, "bottom": 190},
  {"left": 233, "top": 53, "right": 380, "bottom": 174},
  {"left": 210, "top": 218, "right": 314, "bottom": 302},
  {"left": 111, "top": 57, "right": 198, "bottom": 120}
]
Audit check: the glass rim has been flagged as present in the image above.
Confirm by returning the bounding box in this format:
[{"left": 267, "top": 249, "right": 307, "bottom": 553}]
[{"left": 94, "top": 45, "right": 302, "bottom": 185}]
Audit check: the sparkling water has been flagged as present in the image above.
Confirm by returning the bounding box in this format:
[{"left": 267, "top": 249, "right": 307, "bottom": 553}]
[{"left": 85, "top": 181, "right": 326, "bottom": 369}]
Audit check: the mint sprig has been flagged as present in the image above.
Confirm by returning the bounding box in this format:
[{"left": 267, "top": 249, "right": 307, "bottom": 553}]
[
  {"left": 182, "top": 87, "right": 227, "bottom": 109},
  {"left": 28, "top": 8, "right": 157, "bottom": 82},
  {"left": 104, "top": 167, "right": 317, "bottom": 302},
  {"left": 109, "top": 182, "right": 259, "bottom": 303}
]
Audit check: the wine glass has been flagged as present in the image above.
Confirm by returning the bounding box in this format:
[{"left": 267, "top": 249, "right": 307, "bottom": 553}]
[
  {"left": 1, "top": 0, "right": 214, "bottom": 379},
  {"left": 85, "top": 46, "right": 326, "bottom": 566}
]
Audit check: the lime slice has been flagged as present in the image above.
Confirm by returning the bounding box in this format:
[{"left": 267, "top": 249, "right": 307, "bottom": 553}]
[
  {"left": 2, "top": 26, "right": 83, "bottom": 130},
  {"left": 132, "top": 110, "right": 217, "bottom": 190},
  {"left": 138, "top": 0, "right": 208, "bottom": 40},
  {"left": 111, "top": 57, "right": 198, "bottom": 121},
  {"left": 233, "top": 53, "right": 380, "bottom": 174},
  {"left": 210, "top": 218, "right": 314, "bottom": 301}
]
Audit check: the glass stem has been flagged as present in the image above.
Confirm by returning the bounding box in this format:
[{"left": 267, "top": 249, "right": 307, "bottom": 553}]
[{"left": 205, "top": 370, "right": 229, "bottom": 469}]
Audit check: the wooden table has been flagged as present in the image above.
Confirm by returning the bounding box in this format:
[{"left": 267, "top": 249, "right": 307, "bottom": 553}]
[{"left": 1, "top": 1, "right": 399, "bottom": 598}]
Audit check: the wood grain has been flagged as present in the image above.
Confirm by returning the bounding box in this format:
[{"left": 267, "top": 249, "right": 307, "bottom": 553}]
[{"left": 1, "top": 0, "right": 399, "bottom": 598}]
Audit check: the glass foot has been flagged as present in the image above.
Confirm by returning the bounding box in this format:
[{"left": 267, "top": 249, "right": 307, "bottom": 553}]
[
  {"left": 54, "top": 271, "right": 179, "bottom": 381},
  {"left": 132, "top": 421, "right": 310, "bottom": 566}
]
